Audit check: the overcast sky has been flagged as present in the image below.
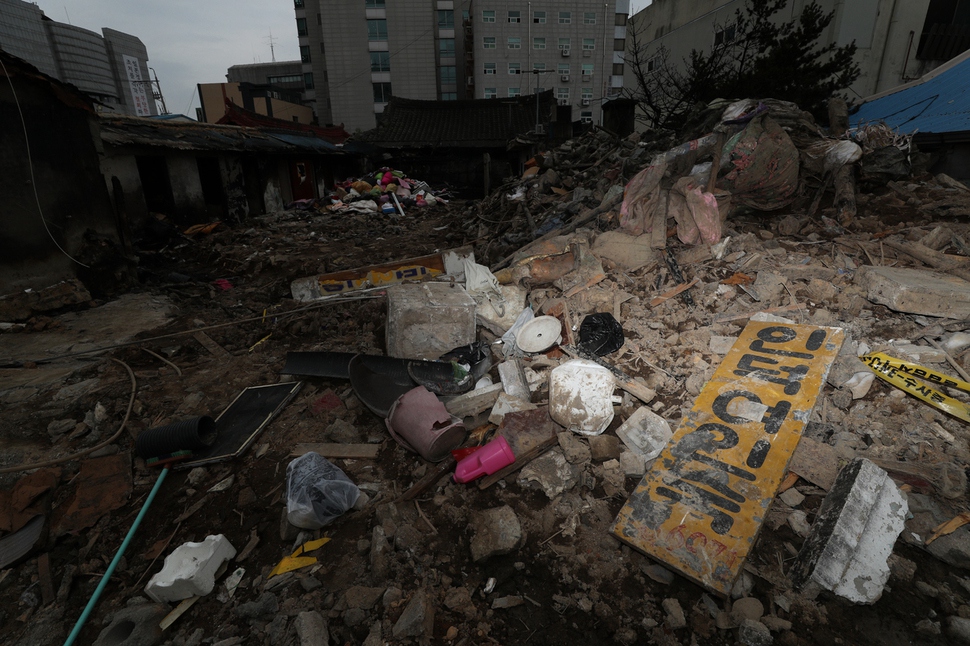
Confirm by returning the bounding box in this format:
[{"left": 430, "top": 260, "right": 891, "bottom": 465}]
[{"left": 35, "top": 0, "right": 652, "bottom": 118}]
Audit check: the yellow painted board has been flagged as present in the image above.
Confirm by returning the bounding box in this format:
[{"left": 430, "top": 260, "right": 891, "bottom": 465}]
[{"left": 611, "top": 321, "right": 844, "bottom": 595}]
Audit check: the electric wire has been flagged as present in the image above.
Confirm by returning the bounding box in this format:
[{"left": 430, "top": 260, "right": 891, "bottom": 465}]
[{"left": 0, "top": 57, "right": 90, "bottom": 268}]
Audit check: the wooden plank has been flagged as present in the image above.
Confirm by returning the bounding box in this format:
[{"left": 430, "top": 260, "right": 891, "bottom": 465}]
[
  {"left": 650, "top": 277, "right": 699, "bottom": 307},
  {"left": 290, "top": 443, "right": 380, "bottom": 459},
  {"left": 192, "top": 331, "right": 231, "bottom": 360},
  {"left": 397, "top": 458, "right": 456, "bottom": 502},
  {"left": 444, "top": 383, "right": 503, "bottom": 418},
  {"left": 478, "top": 435, "right": 558, "bottom": 490},
  {"left": 159, "top": 596, "right": 200, "bottom": 631},
  {"left": 37, "top": 553, "right": 54, "bottom": 606},
  {"left": 611, "top": 321, "right": 843, "bottom": 596}
]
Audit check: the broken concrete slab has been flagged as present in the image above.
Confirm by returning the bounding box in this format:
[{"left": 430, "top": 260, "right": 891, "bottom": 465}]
[
  {"left": 386, "top": 282, "right": 476, "bottom": 360},
  {"left": 0, "top": 279, "right": 91, "bottom": 323},
  {"left": 518, "top": 448, "right": 580, "bottom": 499},
  {"left": 590, "top": 230, "right": 657, "bottom": 272},
  {"left": 469, "top": 505, "right": 524, "bottom": 562},
  {"left": 498, "top": 359, "right": 531, "bottom": 401},
  {"left": 858, "top": 265, "right": 970, "bottom": 319},
  {"left": 92, "top": 600, "right": 168, "bottom": 646},
  {"left": 791, "top": 458, "right": 908, "bottom": 604}
]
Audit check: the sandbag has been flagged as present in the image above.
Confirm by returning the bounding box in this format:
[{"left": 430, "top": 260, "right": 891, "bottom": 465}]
[{"left": 718, "top": 114, "right": 800, "bottom": 211}]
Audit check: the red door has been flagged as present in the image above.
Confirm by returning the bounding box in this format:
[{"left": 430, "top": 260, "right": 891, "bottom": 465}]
[{"left": 289, "top": 160, "right": 315, "bottom": 201}]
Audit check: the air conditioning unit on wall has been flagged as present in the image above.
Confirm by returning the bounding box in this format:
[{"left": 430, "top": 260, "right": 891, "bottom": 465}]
[
  {"left": 560, "top": 75, "right": 569, "bottom": 82},
  {"left": 581, "top": 99, "right": 590, "bottom": 106},
  {"left": 561, "top": 48, "right": 570, "bottom": 57}
]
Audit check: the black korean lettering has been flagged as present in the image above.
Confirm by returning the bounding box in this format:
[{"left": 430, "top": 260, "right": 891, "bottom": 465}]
[
  {"left": 734, "top": 354, "right": 809, "bottom": 395},
  {"left": 711, "top": 390, "right": 791, "bottom": 434},
  {"left": 746, "top": 439, "right": 771, "bottom": 469},
  {"left": 657, "top": 482, "right": 736, "bottom": 535}
]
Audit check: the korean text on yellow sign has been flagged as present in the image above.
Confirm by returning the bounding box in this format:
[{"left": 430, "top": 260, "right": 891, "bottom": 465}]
[{"left": 611, "top": 321, "right": 843, "bottom": 595}]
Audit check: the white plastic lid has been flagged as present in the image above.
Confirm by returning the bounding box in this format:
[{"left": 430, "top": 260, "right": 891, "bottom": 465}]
[{"left": 516, "top": 315, "right": 563, "bottom": 353}]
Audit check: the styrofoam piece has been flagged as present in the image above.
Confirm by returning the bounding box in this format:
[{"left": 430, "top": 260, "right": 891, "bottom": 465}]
[
  {"left": 516, "top": 316, "right": 563, "bottom": 353},
  {"left": 548, "top": 360, "right": 616, "bottom": 436},
  {"left": 145, "top": 534, "right": 237, "bottom": 603},
  {"left": 615, "top": 407, "right": 672, "bottom": 461}
]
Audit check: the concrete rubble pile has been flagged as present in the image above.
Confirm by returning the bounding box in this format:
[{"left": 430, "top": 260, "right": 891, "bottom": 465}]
[{"left": 2, "top": 97, "right": 970, "bottom": 646}]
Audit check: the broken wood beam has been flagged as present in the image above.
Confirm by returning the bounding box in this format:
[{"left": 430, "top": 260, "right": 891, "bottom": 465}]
[
  {"left": 444, "top": 383, "right": 503, "bottom": 418},
  {"left": 397, "top": 457, "right": 456, "bottom": 502},
  {"left": 649, "top": 277, "right": 699, "bottom": 307}
]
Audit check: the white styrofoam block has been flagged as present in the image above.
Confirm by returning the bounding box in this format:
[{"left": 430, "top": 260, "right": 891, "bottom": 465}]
[
  {"left": 615, "top": 407, "right": 672, "bottom": 461},
  {"left": 145, "top": 534, "right": 236, "bottom": 603}
]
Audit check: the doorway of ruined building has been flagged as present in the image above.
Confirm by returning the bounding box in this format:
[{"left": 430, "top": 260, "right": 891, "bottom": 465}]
[
  {"left": 196, "top": 156, "right": 227, "bottom": 221},
  {"left": 289, "top": 160, "right": 316, "bottom": 201},
  {"left": 135, "top": 155, "right": 176, "bottom": 218}
]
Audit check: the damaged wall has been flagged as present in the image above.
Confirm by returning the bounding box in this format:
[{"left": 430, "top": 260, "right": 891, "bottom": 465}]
[{"left": 0, "top": 62, "right": 119, "bottom": 292}]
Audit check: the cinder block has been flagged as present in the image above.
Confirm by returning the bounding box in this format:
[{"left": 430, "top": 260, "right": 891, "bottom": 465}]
[
  {"left": 859, "top": 265, "right": 970, "bottom": 318},
  {"left": 791, "top": 458, "right": 907, "bottom": 604},
  {"left": 145, "top": 534, "right": 237, "bottom": 603},
  {"left": 386, "top": 282, "right": 476, "bottom": 360}
]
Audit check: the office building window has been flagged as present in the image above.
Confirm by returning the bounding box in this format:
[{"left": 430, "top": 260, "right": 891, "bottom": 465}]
[
  {"left": 482, "top": 10, "right": 495, "bottom": 22},
  {"left": 373, "top": 82, "right": 392, "bottom": 103},
  {"left": 268, "top": 74, "right": 303, "bottom": 84},
  {"left": 484, "top": 62, "right": 496, "bottom": 74},
  {"left": 483, "top": 36, "right": 496, "bottom": 49},
  {"left": 365, "top": 0, "right": 385, "bottom": 6},
  {"left": 370, "top": 51, "right": 390, "bottom": 71},
  {"left": 582, "top": 63, "right": 594, "bottom": 76},
  {"left": 294, "top": 0, "right": 304, "bottom": 7},
  {"left": 534, "top": 11, "right": 546, "bottom": 24},
  {"left": 583, "top": 38, "right": 595, "bottom": 50},
  {"left": 559, "top": 12, "right": 571, "bottom": 24},
  {"left": 559, "top": 38, "right": 570, "bottom": 50},
  {"left": 442, "top": 92, "right": 457, "bottom": 100},
  {"left": 508, "top": 87, "right": 521, "bottom": 97},
  {"left": 300, "top": 45, "right": 311, "bottom": 62},
  {"left": 438, "top": 10, "right": 454, "bottom": 28},
  {"left": 367, "top": 19, "right": 388, "bottom": 41},
  {"left": 508, "top": 37, "right": 521, "bottom": 49},
  {"left": 440, "top": 66, "right": 456, "bottom": 84},
  {"left": 304, "top": 73, "right": 314, "bottom": 89},
  {"left": 508, "top": 62, "right": 521, "bottom": 75},
  {"left": 439, "top": 38, "right": 455, "bottom": 56},
  {"left": 533, "top": 37, "right": 545, "bottom": 49},
  {"left": 484, "top": 87, "right": 497, "bottom": 98},
  {"left": 508, "top": 11, "right": 520, "bottom": 23},
  {"left": 296, "top": 17, "right": 308, "bottom": 36},
  {"left": 584, "top": 12, "right": 596, "bottom": 24}
]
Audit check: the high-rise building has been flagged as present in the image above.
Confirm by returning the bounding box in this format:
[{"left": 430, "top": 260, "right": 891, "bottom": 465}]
[
  {"left": 0, "top": 0, "right": 157, "bottom": 116},
  {"left": 292, "top": 0, "right": 628, "bottom": 132}
]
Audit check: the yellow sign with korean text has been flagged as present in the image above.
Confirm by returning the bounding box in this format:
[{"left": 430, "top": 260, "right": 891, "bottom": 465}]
[{"left": 611, "top": 321, "right": 844, "bottom": 595}]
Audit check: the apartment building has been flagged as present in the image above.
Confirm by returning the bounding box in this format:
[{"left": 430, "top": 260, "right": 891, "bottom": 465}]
[
  {"left": 0, "top": 0, "right": 157, "bottom": 116},
  {"left": 292, "top": 0, "right": 628, "bottom": 132}
]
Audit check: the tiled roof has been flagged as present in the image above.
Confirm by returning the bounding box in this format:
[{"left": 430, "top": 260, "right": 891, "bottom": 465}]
[
  {"left": 354, "top": 91, "right": 555, "bottom": 147},
  {"left": 216, "top": 100, "right": 352, "bottom": 144}
]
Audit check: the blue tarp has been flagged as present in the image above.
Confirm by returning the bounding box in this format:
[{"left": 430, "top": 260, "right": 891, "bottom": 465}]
[{"left": 851, "top": 53, "right": 970, "bottom": 136}]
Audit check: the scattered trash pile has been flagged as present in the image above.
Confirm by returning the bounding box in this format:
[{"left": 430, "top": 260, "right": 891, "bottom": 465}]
[
  {"left": 4, "top": 96, "right": 970, "bottom": 646},
  {"left": 288, "top": 168, "right": 452, "bottom": 217}
]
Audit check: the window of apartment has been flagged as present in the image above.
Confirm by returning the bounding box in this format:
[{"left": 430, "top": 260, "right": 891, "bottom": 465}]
[
  {"left": 482, "top": 10, "right": 495, "bottom": 23},
  {"left": 535, "top": 87, "right": 544, "bottom": 93},
  {"left": 438, "top": 10, "right": 454, "bottom": 29},
  {"left": 367, "top": 19, "right": 388, "bottom": 41},
  {"left": 509, "top": 62, "right": 521, "bottom": 75},
  {"left": 533, "top": 37, "right": 545, "bottom": 49},
  {"left": 365, "top": 0, "right": 385, "bottom": 7},
  {"left": 442, "top": 92, "right": 457, "bottom": 100},
  {"left": 556, "top": 87, "right": 569, "bottom": 102},
  {"left": 559, "top": 12, "right": 571, "bottom": 24},
  {"left": 559, "top": 38, "right": 570, "bottom": 50},
  {"left": 580, "top": 110, "right": 593, "bottom": 124},
  {"left": 613, "top": 62, "right": 625, "bottom": 75},
  {"left": 294, "top": 0, "right": 304, "bottom": 7},
  {"left": 614, "top": 38, "right": 625, "bottom": 51},
  {"left": 304, "top": 73, "right": 314, "bottom": 89},
  {"left": 370, "top": 51, "right": 390, "bottom": 71},
  {"left": 583, "top": 38, "right": 595, "bottom": 50},
  {"left": 508, "top": 10, "right": 521, "bottom": 23},
  {"left": 300, "top": 45, "right": 311, "bottom": 62},
  {"left": 439, "top": 38, "right": 455, "bottom": 56},
  {"left": 615, "top": 13, "right": 628, "bottom": 26},
  {"left": 533, "top": 62, "right": 546, "bottom": 72},
  {"left": 584, "top": 12, "right": 596, "bottom": 24},
  {"left": 581, "top": 64, "right": 593, "bottom": 77},
  {"left": 440, "top": 66, "right": 457, "bottom": 84},
  {"left": 296, "top": 17, "right": 308, "bottom": 36},
  {"left": 533, "top": 11, "right": 546, "bottom": 24},
  {"left": 268, "top": 74, "right": 302, "bottom": 84},
  {"left": 484, "top": 62, "right": 496, "bottom": 74},
  {"left": 317, "top": 13, "right": 322, "bottom": 25},
  {"left": 646, "top": 56, "right": 658, "bottom": 73},
  {"left": 320, "top": 42, "right": 326, "bottom": 53},
  {"left": 373, "top": 82, "right": 392, "bottom": 103},
  {"left": 581, "top": 88, "right": 593, "bottom": 101},
  {"left": 508, "top": 87, "right": 521, "bottom": 97},
  {"left": 558, "top": 63, "right": 570, "bottom": 75},
  {"left": 508, "top": 37, "right": 521, "bottom": 49},
  {"left": 714, "top": 23, "right": 737, "bottom": 48},
  {"left": 483, "top": 36, "right": 496, "bottom": 49},
  {"left": 484, "top": 87, "right": 497, "bottom": 98}
]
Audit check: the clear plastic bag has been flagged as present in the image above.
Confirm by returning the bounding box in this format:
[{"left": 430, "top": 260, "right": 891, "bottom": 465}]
[{"left": 286, "top": 452, "right": 361, "bottom": 529}]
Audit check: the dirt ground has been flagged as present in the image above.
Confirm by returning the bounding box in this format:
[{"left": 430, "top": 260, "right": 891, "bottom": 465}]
[{"left": 2, "top": 157, "right": 970, "bottom": 646}]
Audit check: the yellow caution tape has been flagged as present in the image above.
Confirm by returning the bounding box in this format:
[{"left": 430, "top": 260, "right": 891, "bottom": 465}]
[
  {"left": 860, "top": 352, "right": 970, "bottom": 423},
  {"left": 268, "top": 537, "right": 331, "bottom": 577}
]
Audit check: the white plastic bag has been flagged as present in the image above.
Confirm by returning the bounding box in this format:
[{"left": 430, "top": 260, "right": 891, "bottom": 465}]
[{"left": 286, "top": 452, "right": 360, "bottom": 529}]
